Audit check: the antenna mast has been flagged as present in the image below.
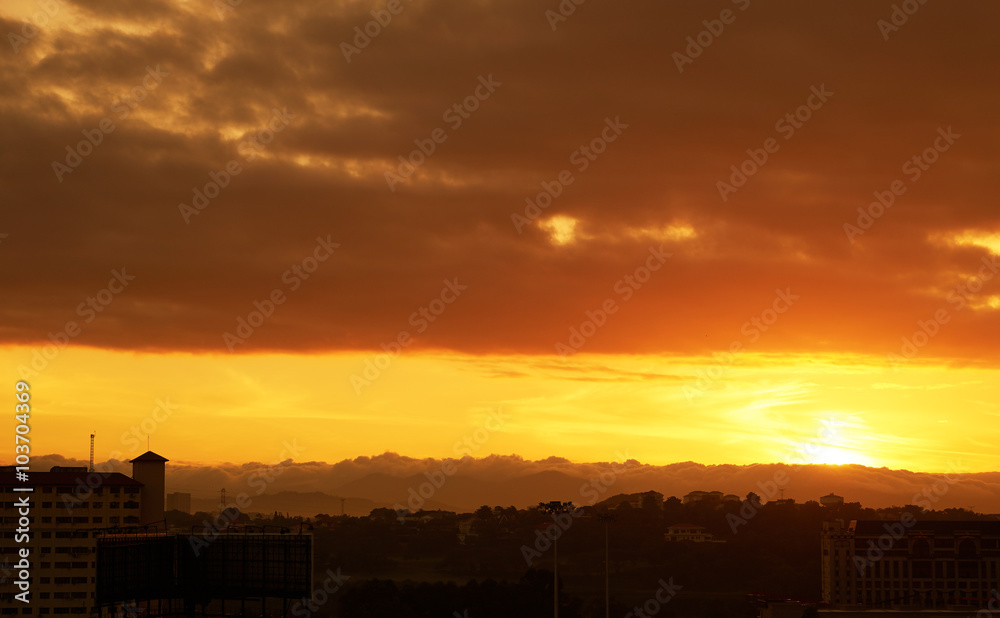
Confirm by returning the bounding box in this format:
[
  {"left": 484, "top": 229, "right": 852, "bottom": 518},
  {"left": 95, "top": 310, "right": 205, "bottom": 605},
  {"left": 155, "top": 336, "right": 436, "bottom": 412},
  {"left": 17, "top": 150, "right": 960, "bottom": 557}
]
[{"left": 89, "top": 432, "right": 95, "bottom": 472}]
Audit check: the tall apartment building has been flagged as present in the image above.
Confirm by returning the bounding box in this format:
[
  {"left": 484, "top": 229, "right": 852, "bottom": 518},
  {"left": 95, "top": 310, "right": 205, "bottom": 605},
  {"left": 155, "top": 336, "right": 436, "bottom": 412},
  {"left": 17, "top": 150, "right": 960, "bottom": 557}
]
[
  {"left": 1, "top": 463, "right": 145, "bottom": 616},
  {"left": 164, "top": 493, "right": 191, "bottom": 515},
  {"left": 2, "top": 450, "right": 312, "bottom": 617},
  {"left": 822, "top": 519, "right": 1000, "bottom": 610}
]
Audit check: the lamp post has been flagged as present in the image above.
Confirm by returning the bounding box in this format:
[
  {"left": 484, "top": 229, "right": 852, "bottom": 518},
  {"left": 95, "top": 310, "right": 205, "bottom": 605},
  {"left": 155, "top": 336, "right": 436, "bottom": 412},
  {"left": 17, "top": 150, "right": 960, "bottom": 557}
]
[
  {"left": 597, "top": 513, "right": 615, "bottom": 618},
  {"left": 538, "top": 501, "right": 574, "bottom": 618}
]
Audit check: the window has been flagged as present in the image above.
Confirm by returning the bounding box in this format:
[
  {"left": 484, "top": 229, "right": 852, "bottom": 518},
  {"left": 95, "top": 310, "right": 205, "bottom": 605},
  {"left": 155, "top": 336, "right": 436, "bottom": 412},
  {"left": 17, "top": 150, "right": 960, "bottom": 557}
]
[
  {"left": 41, "top": 517, "right": 52, "bottom": 523},
  {"left": 109, "top": 502, "right": 120, "bottom": 508},
  {"left": 958, "top": 538, "right": 978, "bottom": 559},
  {"left": 911, "top": 539, "right": 932, "bottom": 558},
  {"left": 92, "top": 517, "right": 102, "bottom": 523},
  {"left": 42, "top": 502, "right": 52, "bottom": 508},
  {"left": 92, "top": 502, "right": 102, "bottom": 508}
]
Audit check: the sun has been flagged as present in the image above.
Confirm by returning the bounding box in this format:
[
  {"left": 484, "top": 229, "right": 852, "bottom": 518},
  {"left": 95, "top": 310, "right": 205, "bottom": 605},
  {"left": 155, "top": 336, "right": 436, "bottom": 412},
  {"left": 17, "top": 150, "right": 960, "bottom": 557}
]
[{"left": 787, "top": 417, "right": 876, "bottom": 467}]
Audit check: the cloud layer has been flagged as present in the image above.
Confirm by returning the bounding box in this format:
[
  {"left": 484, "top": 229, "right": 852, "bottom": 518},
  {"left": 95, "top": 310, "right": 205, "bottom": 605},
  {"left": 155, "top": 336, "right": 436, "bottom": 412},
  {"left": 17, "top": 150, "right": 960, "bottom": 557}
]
[{"left": 32, "top": 451, "right": 1000, "bottom": 514}]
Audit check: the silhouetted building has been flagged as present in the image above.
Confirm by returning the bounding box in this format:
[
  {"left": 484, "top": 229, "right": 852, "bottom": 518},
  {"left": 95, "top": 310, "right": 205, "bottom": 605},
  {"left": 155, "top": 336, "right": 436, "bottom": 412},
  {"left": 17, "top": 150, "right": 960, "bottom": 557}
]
[
  {"left": 683, "top": 490, "right": 723, "bottom": 504},
  {"left": 131, "top": 451, "right": 167, "bottom": 526},
  {"left": 1, "top": 451, "right": 312, "bottom": 616},
  {"left": 820, "top": 493, "right": 845, "bottom": 507},
  {"left": 664, "top": 523, "right": 719, "bottom": 543},
  {"left": 822, "top": 519, "right": 1000, "bottom": 610},
  {"left": 628, "top": 491, "right": 664, "bottom": 509},
  {"left": 0, "top": 465, "right": 141, "bottom": 615},
  {"left": 166, "top": 492, "right": 192, "bottom": 514}
]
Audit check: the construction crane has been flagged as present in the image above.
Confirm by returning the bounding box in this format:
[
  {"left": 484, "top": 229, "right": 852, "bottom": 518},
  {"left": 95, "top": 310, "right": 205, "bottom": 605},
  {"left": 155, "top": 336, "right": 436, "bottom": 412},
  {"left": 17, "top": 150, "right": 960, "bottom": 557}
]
[{"left": 89, "top": 432, "right": 95, "bottom": 472}]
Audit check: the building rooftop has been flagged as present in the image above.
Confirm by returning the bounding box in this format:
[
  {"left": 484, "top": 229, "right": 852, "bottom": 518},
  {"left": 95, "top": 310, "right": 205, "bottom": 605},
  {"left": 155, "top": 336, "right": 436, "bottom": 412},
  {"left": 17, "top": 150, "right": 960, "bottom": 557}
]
[
  {"left": 130, "top": 451, "right": 169, "bottom": 463},
  {"left": 851, "top": 520, "right": 1000, "bottom": 535}
]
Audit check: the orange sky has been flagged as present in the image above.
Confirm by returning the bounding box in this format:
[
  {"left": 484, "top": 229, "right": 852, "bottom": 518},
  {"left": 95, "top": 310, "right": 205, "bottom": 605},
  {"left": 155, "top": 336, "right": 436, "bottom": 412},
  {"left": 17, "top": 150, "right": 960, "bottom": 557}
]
[{"left": 1, "top": 0, "right": 998, "bottom": 474}]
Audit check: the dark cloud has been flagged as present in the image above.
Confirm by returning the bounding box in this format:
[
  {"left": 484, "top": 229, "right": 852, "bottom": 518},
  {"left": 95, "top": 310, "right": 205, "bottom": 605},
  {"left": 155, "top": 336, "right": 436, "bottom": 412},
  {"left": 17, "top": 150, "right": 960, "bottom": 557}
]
[{"left": 2, "top": 0, "right": 999, "bottom": 360}]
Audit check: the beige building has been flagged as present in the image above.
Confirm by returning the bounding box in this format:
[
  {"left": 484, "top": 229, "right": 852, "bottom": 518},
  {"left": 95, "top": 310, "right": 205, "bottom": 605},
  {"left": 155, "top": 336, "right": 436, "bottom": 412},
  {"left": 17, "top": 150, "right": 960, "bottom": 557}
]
[
  {"left": 822, "top": 519, "right": 1000, "bottom": 610},
  {"left": 1, "top": 460, "right": 148, "bottom": 616},
  {"left": 3, "top": 450, "right": 311, "bottom": 616}
]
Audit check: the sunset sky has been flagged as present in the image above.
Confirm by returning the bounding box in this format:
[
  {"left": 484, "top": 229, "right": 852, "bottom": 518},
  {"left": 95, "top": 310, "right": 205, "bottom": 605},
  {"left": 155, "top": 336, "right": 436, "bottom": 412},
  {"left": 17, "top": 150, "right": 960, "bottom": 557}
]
[{"left": 2, "top": 0, "right": 998, "bottom": 474}]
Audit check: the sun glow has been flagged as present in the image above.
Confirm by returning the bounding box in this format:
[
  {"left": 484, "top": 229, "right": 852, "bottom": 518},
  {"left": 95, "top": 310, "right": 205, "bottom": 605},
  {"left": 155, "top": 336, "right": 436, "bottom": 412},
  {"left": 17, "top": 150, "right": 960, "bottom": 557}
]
[{"left": 788, "top": 417, "right": 876, "bottom": 467}]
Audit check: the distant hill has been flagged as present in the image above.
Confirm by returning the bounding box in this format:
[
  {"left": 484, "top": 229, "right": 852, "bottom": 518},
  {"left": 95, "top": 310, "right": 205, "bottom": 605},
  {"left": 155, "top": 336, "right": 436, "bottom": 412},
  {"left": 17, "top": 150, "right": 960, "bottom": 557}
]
[{"left": 24, "top": 452, "right": 1000, "bottom": 515}]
